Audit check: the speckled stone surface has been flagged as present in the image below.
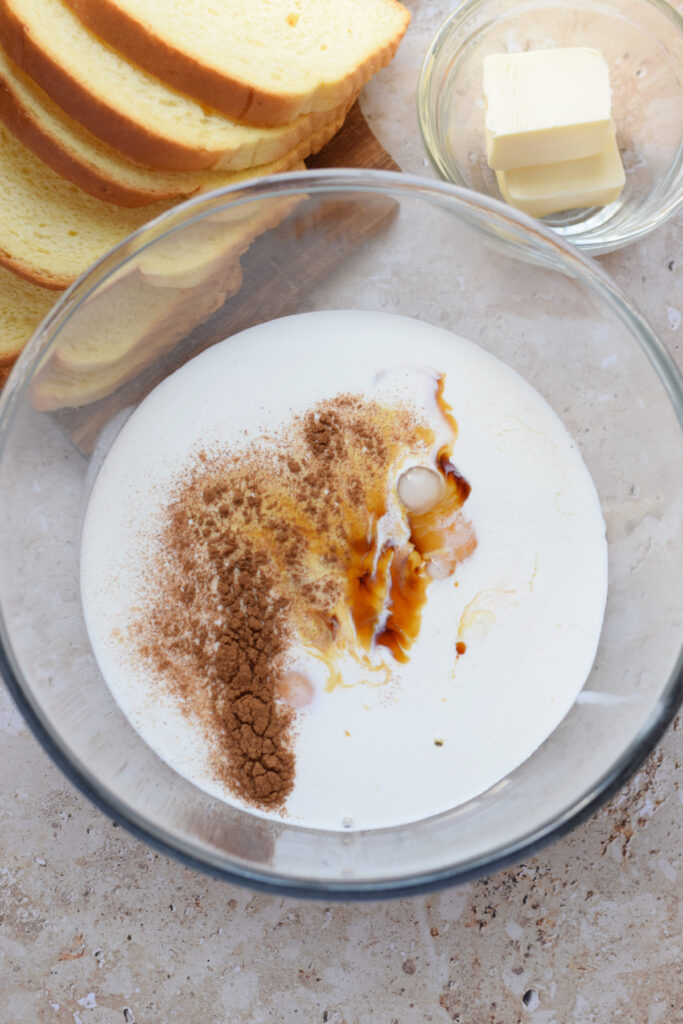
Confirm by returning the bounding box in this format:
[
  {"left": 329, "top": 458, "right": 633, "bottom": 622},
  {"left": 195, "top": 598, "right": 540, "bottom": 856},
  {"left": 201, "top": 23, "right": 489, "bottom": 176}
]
[{"left": 1, "top": 3, "right": 681, "bottom": 1021}]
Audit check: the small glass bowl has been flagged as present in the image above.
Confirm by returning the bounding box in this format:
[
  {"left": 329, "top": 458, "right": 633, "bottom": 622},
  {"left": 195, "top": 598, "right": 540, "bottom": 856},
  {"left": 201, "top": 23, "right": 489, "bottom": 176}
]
[{"left": 417, "top": 0, "right": 683, "bottom": 255}]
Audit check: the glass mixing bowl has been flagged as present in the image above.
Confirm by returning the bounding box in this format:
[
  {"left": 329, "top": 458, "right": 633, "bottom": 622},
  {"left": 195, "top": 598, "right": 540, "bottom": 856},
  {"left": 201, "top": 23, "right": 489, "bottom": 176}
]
[
  {"left": 417, "top": 0, "right": 683, "bottom": 255},
  {"left": 0, "top": 170, "right": 681, "bottom": 898}
]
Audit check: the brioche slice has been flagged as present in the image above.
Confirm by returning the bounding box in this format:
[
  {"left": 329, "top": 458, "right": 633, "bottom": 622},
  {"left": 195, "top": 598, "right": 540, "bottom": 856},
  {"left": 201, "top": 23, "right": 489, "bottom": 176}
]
[
  {"left": 64, "top": 0, "right": 411, "bottom": 126},
  {"left": 0, "top": 118, "right": 171, "bottom": 289},
  {"left": 32, "top": 269, "right": 235, "bottom": 410},
  {"left": 0, "top": 119, "right": 312, "bottom": 289},
  {"left": 0, "top": 265, "right": 57, "bottom": 385},
  {"left": 136, "top": 194, "right": 302, "bottom": 289},
  {"left": 0, "top": 48, "right": 348, "bottom": 206},
  {"left": 0, "top": 0, "right": 353, "bottom": 171},
  {"left": 52, "top": 267, "right": 240, "bottom": 374}
]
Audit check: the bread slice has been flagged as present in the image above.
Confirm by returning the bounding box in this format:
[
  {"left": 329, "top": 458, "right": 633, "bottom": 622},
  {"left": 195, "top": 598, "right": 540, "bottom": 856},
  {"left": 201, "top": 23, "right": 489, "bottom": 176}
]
[
  {"left": 0, "top": 0, "right": 354, "bottom": 171},
  {"left": 0, "top": 116, "right": 313, "bottom": 289},
  {"left": 0, "top": 265, "right": 57, "bottom": 386},
  {"left": 63, "top": 0, "right": 411, "bottom": 126},
  {"left": 0, "top": 115, "right": 170, "bottom": 288},
  {"left": 32, "top": 268, "right": 236, "bottom": 410},
  {"left": 0, "top": 47, "right": 348, "bottom": 206},
  {"left": 53, "top": 267, "right": 241, "bottom": 373},
  {"left": 136, "top": 193, "right": 302, "bottom": 289}
]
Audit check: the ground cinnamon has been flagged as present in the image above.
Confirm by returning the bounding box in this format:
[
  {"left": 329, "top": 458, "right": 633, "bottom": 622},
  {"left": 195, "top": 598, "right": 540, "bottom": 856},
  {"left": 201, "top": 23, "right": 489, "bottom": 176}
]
[{"left": 139, "top": 489, "right": 296, "bottom": 807}]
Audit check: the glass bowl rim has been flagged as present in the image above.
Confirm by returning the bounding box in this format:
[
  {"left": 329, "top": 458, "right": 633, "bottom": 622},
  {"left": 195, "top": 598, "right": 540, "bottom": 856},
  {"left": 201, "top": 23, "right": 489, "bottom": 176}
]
[
  {"left": 0, "top": 167, "right": 681, "bottom": 899},
  {"left": 416, "top": 0, "right": 683, "bottom": 256}
]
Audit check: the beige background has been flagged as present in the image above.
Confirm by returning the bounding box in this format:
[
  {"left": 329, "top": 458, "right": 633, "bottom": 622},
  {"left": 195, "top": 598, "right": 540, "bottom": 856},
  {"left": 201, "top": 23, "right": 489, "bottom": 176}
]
[{"left": 1, "top": 2, "right": 682, "bottom": 1021}]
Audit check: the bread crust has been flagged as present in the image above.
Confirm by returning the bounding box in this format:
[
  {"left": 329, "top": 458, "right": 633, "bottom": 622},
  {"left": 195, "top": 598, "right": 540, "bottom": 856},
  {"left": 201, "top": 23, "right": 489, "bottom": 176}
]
[
  {"left": 0, "top": 353, "right": 17, "bottom": 386},
  {"left": 64, "top": 0, "right": 410, "bottom": 126},
  {"left": 0, "top": 249, "right": 70, "bottom": 290}
]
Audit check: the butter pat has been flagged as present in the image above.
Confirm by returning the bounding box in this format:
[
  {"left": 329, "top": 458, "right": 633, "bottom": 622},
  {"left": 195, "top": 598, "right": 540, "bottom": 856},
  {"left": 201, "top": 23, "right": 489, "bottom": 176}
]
[
  {"left": 484, "top": 48, "right": 612, "bottom": 171},
  {"left": 496, "top": 127, "right": 625, "bottom": 217}
]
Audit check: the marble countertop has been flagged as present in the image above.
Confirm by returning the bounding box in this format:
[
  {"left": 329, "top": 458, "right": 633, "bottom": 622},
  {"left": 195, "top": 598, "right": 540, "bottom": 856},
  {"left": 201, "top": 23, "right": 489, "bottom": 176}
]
[{"left": 1, "top": 3, "right": 681, "bottom": 1021}]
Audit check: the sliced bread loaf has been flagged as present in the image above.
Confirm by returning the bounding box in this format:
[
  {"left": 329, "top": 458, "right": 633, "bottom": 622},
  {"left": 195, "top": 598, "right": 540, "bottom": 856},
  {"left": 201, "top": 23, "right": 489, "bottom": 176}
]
[
  {"left": 0, "top": 48, "right": 348, "bottom": 206},
  {"left": 0, "top": 265, "right": 57, "bottom": 385},
  {"left": 0, "top": 117, "right": 310, "bottom": 289},
  {"left": 0, "top": 0, "right": 352, "bottom": 171},
  {"left": 63, "top": 0, "right": 411, "bottom": 125}
]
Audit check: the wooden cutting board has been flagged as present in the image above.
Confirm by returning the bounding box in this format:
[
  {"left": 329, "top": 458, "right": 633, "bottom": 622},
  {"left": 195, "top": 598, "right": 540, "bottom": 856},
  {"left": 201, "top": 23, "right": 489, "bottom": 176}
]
[
  {"left": 53, "top": 103, "right": 400, "bottom": 454},
  {"left": 307, "top": 100, "right": 399, "bottom": 172}
]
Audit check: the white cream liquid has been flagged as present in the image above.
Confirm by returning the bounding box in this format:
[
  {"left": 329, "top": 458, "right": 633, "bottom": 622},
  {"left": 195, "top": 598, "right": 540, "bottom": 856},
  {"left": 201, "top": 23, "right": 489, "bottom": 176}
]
[{"left": 80, "top": 311, "right": 608, "bottom": 830}]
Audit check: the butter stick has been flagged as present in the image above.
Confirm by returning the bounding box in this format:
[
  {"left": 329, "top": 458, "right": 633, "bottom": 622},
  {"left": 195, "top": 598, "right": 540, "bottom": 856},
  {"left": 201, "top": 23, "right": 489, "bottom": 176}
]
[
  {"left": 484, "top": 48, "right": 612, "bottom": 171},
  {"left": 495, "top": 126, "right": 625, "bottom": 218}
]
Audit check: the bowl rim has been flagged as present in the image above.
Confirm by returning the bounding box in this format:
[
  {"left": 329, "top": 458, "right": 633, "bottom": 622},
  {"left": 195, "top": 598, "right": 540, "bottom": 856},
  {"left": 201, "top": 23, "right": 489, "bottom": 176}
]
[
  {"left": 1, "top": 167, "right": 681, "bottom": 899},
  {"left": 416, "top": 0, "right": 683, "bottom": 255}
]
